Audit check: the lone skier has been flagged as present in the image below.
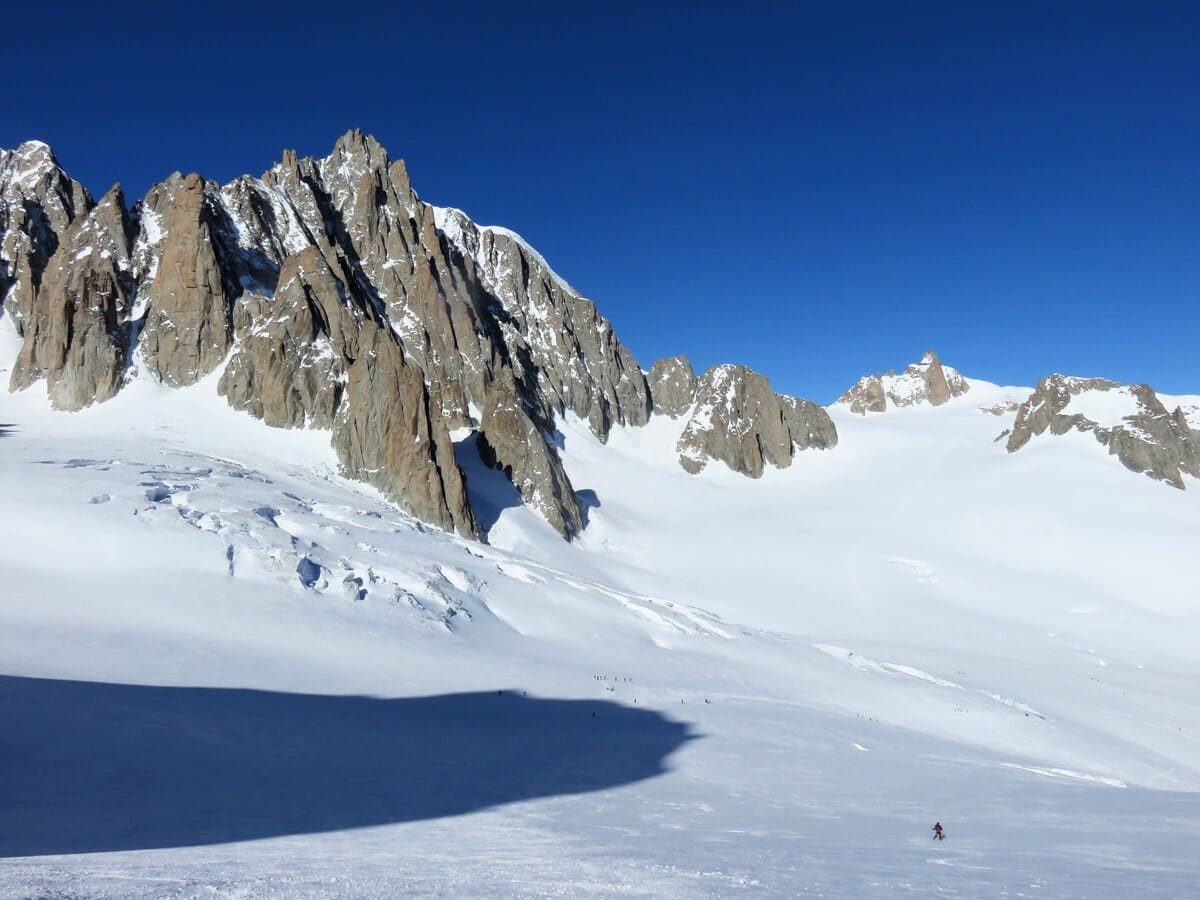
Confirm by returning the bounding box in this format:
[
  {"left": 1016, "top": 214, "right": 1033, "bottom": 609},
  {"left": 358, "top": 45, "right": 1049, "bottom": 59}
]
[{"left": 932, "top": 822, "right": 944, "bottom": 841}]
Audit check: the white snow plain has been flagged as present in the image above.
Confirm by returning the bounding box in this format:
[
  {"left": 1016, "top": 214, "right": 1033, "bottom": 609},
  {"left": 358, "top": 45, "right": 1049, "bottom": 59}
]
[{"left": 1, "top": 322, "right": 1199, "bottom": 898}]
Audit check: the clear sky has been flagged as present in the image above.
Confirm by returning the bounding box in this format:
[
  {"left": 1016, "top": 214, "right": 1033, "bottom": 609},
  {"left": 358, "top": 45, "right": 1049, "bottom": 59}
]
[{"left": 4, "top": 1, "right": 1197, "bottom": 402}]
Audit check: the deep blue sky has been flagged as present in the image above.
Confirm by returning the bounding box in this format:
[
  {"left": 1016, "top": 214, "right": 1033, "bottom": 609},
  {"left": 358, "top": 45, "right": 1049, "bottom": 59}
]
[{"left": 5, "top": 1, "right": 1197, "bottom": 401}]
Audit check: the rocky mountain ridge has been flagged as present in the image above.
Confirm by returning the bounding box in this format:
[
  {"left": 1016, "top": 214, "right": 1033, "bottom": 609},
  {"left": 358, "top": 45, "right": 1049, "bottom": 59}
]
[
  {"left": 1004, "top": 374, "right": 1200, "bottom": 489},
  {"left": 3, "top": 134, "right": 1194, "bottom": 536},
  {"left": 0, "top": 132, "right": 835, "bottom": 539},
  {"left": 833, "top": 348, "right": 1199, "bottom": 492},
  {"left": 836, "top": 350, "right": 970, "bottom": 414}
]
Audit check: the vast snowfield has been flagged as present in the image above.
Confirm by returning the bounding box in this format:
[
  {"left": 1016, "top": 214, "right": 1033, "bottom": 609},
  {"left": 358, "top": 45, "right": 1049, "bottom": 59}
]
[{"left": 2, "top": 318, "right": 1199, "bottom": 898}]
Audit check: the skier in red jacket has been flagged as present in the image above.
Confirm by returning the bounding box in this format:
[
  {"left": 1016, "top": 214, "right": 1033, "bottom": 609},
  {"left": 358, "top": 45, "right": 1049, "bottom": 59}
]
[{"left": 932, "top": 822, "right": 944, "bottom": 840}]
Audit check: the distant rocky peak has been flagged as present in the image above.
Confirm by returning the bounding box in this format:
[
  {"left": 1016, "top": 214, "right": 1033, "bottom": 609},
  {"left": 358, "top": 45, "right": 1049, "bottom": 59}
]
[
  {"left": 0, "top": 142, "right": 93, "bottom": 237},
  {"left": 313, "top": 129, "right": 420, "bottom": 227},
  {"left": 676, "top": 364, "right": 837, "bottom": 477},
  {"left": 1007, "top": 374, "right": 1200, "bottom": 489},
  {"left": 329, "top": 127, "right": 387, "bottom": 166},
  {"left": 1, "top": 141, "right": 94, "bottom": 332},
  {"left": 13, "top": 139, "right": 53, "bottom": 158},
  {"left": 1, "top": 141, "right": 70, "bottom": 195},
  {"left": 2, "top": 141, "right": 49, "bottom": 180},
  {"left": 647, "top": 355, "right": 699, "bottom": 418},
  {"left": 837, "top": 349, "right": 969, "bottom": 414},
  {"left": 319, "top": 129, "right": 389, "bottom": 193},
  {"left": 432, "top": 206, "right": 577, "bottom": 297}
]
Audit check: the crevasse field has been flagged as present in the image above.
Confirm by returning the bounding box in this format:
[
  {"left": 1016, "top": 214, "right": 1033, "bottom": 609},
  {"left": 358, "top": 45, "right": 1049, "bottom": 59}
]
[{"left": 2, "top": 319, "right": 1198, "bottom": 898}]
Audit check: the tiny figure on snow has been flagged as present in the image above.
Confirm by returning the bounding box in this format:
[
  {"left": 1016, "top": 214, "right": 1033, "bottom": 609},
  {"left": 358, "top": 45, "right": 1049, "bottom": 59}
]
[{"left": 932, "top": 822, "right": 944, "bottom": 841}]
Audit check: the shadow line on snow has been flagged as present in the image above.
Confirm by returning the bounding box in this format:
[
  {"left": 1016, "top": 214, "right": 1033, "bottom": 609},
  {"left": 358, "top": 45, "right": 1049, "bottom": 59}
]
[
  {"left": 0, "top": 423, "right": 16, "bottom": 438},
  {"left": 0, "top": 675, "right": 696, "bottom": 857}
]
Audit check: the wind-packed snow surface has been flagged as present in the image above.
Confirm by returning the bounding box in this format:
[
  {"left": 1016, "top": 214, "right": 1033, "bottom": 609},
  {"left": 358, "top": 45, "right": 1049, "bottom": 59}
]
[{"left": 1, "top": 320, "right": 1199, "bottom": 897}]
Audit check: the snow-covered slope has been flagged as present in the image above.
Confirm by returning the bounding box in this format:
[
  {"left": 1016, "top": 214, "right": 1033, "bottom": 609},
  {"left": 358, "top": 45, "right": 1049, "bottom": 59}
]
[{"left": 3, "top": 318, "right": 1199, "bottom": 896}]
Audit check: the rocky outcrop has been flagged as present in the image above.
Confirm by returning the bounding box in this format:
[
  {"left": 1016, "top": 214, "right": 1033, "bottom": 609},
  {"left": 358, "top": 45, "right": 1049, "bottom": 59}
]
[
  {"left": 843, "top": 376, "right": 887, "bottom": 414},
  {"left": 1006, "top": 375, "right": 1120, "bottom": 452},
  {"left": 838, "top": 351, "right": 969, "bottom": 414},
  {"left": 677, "top": 364, "right": 837, "bottom": 476},
  {"left": 980, "top": 400, "right": 1020, "bottom": 416},
  {"left": 137, "top": 173, "right": 234, "bottom": 387},
  {"left": 0, "top": 142, "right": 92, "bottom": 332},
  {"left": 648, "top": 355, "right": 699, "bottom": 418},
  {"left": 10, "top": 185, "right": 134, "bottom": 409},
  {"left": 782, "top": 395, "right": 840, "bottom": 452},
  {"left": 218, "top": 246, "right": 477, "bottom": 535},
  {"left": 1107, "top": 389, "right": 1200, "bottom": 488},
  {"left": 476, "top": 386, "right": 584, "bottom": 538},
  {"left": 1007, "top": 375, "right": 1200, "bottom": 489},
  {"left": 332, "top": 326, "right": 476, "bottom": 537},
  {"left": 219, "top": 248, "right": 359, "bottom": 429}
]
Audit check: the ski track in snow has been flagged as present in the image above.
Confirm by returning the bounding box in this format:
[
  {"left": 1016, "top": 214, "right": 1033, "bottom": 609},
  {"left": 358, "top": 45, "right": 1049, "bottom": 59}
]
[
  {"left": 1000, "top": 763, "right": 1127, "bottom": 789},
  {"left": 814, "top": 644, "right": 1047, "bottom": 719}
]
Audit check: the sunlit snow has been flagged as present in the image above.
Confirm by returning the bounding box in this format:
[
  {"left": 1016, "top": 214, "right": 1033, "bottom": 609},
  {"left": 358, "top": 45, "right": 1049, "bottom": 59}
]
[{"left": 1, "top": 323, "right": 1198, "bottom": 897}]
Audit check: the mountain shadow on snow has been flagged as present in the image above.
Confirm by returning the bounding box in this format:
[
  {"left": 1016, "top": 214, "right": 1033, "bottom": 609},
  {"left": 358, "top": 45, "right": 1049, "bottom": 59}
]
[
  {"left": 576, "top": 489, "right": 601, "bottom": 527},
  {"left": 0, "top": 676, "right": 696, "bottom": 856},
  {"left": 452, "top": 432, "right": 525, "bottom": 540}
]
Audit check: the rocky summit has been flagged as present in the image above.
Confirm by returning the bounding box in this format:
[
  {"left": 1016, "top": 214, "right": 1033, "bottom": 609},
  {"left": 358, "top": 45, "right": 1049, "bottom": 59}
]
[
  {"left": 646, "top": 355, "right": 700, "bottom": 419},
  {"left": 0, "top": 131, "right": 838, "bottom": 539},
  {"left": 837, "top": 350, "right": 970, "bottom": 414}
]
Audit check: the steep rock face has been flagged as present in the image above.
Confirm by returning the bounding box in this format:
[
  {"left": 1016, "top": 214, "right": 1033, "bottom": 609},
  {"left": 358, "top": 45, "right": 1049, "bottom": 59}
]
[
  {"left": 215, "top": 246, "right": 476, "bottom": 535},
  {"left": 677, "top": 364, "right": 837, "bottom": 476},
  {"left": 0, "top": 142, "right": 92, "bottom": 332},
  {"left": 1006, "top": 375, "right": 1120, "bottom": 451},
  {"left": 137, "top": 173, "right": 234, "bottom": 387},
  {"left": 648, "top": 355, "right": 699, "bottom": 417},
  {"left": 244, "top": 133, "right": 512, "bottom": 440},
  {"left": 838, "top": 351, "right": 969, "bottom": 414},
  {"left": 1006, "top": 375, "right": 1200, "bottom": 489},
  {"left": 476, "top": 384, "right": 584, "bottom": 538},
  {"left": 782, "top": 395, "right": 840, "bottom": 451},
  {"left": 219, "top": 248, "right": 360, "bottom": 429},
  {"left": 332, "top": 326, "right": 477, "bottom": 537},
  {"left": 434, "top": 206, "right": 652, "bottom": 439},
  {"left": 10, "top": 185, "right": 134, "bottom": 409},
  {"left": 222, "top": 133, "right": 603, "bottom": 535},
  {"left": 1106, "top": 389, "right": 1200, "bottom": 488}
]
